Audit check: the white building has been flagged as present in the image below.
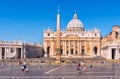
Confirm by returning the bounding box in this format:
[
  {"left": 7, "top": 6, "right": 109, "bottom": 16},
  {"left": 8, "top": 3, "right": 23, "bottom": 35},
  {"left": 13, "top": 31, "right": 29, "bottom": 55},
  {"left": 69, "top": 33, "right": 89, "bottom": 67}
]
[
  {"left": 101, "top": 26, "right": 120, "bottom": 60},
  {"left": 101, "top": 42, "right": 120, "bottom": 59},
  {"left": 0, "top": 40, "right": 44, "bottom": 60}
]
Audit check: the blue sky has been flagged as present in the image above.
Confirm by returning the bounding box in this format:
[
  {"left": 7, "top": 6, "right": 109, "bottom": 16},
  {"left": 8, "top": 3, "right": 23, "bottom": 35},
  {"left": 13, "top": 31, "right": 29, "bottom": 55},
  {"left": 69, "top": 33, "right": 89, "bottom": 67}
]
[{"left": 0, "top": 0, "right": 120, "bottom": 44}]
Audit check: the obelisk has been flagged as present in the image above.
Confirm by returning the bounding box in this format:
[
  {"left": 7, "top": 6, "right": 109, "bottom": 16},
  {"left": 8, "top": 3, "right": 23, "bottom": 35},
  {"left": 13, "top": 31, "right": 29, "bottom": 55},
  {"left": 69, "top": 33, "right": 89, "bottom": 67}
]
[{"left": 56, "top": 8, "right": 61, "bottom": 63}]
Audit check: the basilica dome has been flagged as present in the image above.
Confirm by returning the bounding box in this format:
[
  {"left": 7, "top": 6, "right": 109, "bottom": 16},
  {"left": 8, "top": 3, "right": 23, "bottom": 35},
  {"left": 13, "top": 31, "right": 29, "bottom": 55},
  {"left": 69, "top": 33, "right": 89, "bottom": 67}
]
[{"left": 67, "top": 13, "right": 83, "bottom": 28}]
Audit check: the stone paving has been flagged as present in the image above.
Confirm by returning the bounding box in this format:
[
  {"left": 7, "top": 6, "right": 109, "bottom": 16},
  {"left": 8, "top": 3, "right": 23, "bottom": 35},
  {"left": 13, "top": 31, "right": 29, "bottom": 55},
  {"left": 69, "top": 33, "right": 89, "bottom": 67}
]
[{"left": 0, "top": 63, "right": 120, "bottom": 79}]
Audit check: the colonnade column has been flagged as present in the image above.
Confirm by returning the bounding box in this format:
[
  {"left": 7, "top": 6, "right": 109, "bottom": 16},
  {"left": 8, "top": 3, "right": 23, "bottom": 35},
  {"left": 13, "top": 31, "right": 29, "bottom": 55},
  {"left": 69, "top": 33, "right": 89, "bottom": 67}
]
[
  {"left": 15, "top": 47, "right": 17, "bottom": 59},
  {"left": 23, "top": 47, "right": 26, "bottom": 58},
  {"left": 8, "top": 47, "right": 10, "bottom": 59},
  {"left": 118, "top": 48, "right": 120, "bottom": 59},
  {"left": 78, "top": 41, "right": 80, "bottom": 55},
  {"left": 74, "top": 41, "right": 75, "bottom": 54},
  {"left": 98, "top": 40, "right": 101, "bottom": 56},
  {"left": 51, "top": 41, "right": 54, "bottom": 57},
  {"left": 44, "top": 42, "right": 47, "bottom": 57},
  {"left": 21, "top": 47, "right": 23, "bottom": 59},
  {"left": 85, "top": 42, "right": 87, "bottom": 55},
  {"left": 65, "top": 41, "right": 67, "bottom": 55},
  {"left": 69, "top": 41, "right": 70, "bottom": 55},
  {"left": 90, "top": 41, "right": 93, "bottom": 56},
  {"left": 63, "top": 41, "right": 65, "bottom": 55},
  {"left": 92, "top": 40, "right": 94, "bottom": 56},
  {"left": 116, "top": 48, "right": 119, "bottom": 60},
  {"left": 80, "top": 41, "right": 81, "bottom": 55},
  {"left": 4, "top": 47, "right": 7, "bottom": 59}
]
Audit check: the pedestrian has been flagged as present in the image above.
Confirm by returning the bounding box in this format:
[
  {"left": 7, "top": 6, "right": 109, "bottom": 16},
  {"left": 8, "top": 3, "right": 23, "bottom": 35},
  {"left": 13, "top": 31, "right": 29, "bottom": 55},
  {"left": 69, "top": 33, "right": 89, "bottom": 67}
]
[
  {"left": 83, "top": 65, "right": 87, "bottom": 72},
  {"left": 77, "top": 63, "right": 81, "bottom": 71},
  {"left": 39, "top": 65, "right": 42, "bottom": 70},
  {"left": 79, "top": 65, "right": 82, "bottom": 73},
  {"left": 11, "top": 63, "right": 14, "bottom": 70},
  {"left": 90, "top": 64, "right": 93, "bottom": 69}
]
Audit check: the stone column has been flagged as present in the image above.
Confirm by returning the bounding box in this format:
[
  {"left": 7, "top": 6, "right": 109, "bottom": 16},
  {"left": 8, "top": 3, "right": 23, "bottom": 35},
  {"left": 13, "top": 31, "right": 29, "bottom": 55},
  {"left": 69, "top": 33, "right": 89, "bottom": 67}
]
[
  {"left": 92, "top": 40, "right": 95, "bottom": 56},
  {"left": 23, "top": 46, "right": 26, "bottom": 58},
  {"left": 118, "top": 48, "right": 120, "bottom": 59},
  {"left": 15, "top": 47, "right": 17, "bottom": 59},
  {"left": 85, "top": 42, "right": 87, "bottom": 55},
  {"left": 65, "top": 41, "right": 67, "bottom": 55},
  {"left": 69, "top": 41, "right": 70, "bottom": 55},
  {"left": 51, "top": 41, "right": 54, "bottom": 57},
  {"left": 80, "top": 41, "right": 81, "bottom": 55},
  {"left": 74, "top": 41, "right": 75, "bottom": 54},
  {"left": 44, "top": 42, "right": 47, "bottom": 57},
  {"left": 4, "top": 47, "right": 7, "bottom": 59},
  {"left": 62, "top": 41, "right": 65, "bottom": 55},
  {"left": 108, "top": 47, "right": 111, "bottom": 59},
  {"left": 116, "top": 47, "right": 119, "bottom": 60},
  {"left": 98, "top": 40, "right": 101, "bottom": 56},
  {"left": 8, "top": 47, "right": 10, "bottom": 58},
  {"left": 21, "top": 47, "right": 23, "bottom": 59},
  {"left": 90, "top": 41, "right": 93, "bottom": 56},
  {"left": 78, "top": 41, "right": 80, "bottom": 55}
]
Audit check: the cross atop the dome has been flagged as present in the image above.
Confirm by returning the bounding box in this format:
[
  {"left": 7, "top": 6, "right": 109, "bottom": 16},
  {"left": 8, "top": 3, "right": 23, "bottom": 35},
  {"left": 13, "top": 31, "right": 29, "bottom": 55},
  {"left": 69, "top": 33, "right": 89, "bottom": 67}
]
[{"left": 73, "top": 10, "right": 78, "bottom": 19}]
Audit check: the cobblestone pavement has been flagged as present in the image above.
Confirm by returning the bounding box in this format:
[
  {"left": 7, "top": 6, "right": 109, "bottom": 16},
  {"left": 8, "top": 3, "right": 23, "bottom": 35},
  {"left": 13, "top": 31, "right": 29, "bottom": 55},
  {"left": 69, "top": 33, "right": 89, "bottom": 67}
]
[{"left": 0, "top": 63, "right": 120, "bottom": 79}]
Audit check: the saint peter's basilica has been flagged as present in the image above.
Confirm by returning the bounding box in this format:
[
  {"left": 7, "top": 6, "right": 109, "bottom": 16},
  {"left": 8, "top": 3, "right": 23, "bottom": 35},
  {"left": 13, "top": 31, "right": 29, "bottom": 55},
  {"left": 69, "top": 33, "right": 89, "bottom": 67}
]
[{"left": 44, "top": 11, "right": 101, "bottom": 58}]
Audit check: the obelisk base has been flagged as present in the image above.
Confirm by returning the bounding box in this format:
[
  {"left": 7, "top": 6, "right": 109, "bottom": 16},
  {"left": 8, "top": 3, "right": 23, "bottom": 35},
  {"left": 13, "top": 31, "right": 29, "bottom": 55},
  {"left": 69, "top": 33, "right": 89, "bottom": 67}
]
[{"left": 55, "top": 54, "right": 61, "bottom": 64}]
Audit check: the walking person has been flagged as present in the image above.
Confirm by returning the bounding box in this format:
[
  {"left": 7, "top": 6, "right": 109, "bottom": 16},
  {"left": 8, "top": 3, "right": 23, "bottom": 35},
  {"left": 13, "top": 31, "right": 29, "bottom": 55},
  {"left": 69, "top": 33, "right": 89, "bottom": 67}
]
[
  {"left": 77, "top": 63, "right": 82, "bottom": 73},
  {"left": 79, "top": 64, "right": 82, "bottom": 73},
  {"left": 21, "top": 62, "right": 28, "bottom": 72},
  {"left": 77, "top": 63, "right": 81, "bottom": 71},
  {"left": 83, "top": 65, "right": 87, "bottom": 72},
  {"left": 11, "top": 63, "right": 14, "bottom": 70}
]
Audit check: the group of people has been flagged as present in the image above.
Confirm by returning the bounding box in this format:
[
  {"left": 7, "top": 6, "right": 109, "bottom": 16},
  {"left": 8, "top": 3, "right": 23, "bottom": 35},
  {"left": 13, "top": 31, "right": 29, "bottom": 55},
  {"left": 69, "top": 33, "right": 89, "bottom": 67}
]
[
  {"left": 77, "top": 62, "right": 94, "bottom": 73},
  {"left": 77, "top": 63, "right": 87, "bottom": 73}
]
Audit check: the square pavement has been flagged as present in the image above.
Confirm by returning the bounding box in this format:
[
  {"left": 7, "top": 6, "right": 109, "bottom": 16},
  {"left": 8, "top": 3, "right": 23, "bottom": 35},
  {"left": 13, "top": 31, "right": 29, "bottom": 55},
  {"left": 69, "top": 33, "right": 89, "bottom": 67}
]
[{"left": 0, "top": 63, "right": 120, "bottom": 79}]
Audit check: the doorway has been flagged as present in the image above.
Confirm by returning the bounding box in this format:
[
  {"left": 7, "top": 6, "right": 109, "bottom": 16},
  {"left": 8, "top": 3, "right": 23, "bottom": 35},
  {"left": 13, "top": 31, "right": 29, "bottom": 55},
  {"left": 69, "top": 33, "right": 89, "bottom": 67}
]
[
  {"left": 81, "top": 49, "right": 84, "bottom": 55},
  {"left": 71, "top": 49, "right": 74, "bottom": 54},
  {"left": 94, "top": 47, "right": 98, "bottom": 54},
  {"left": 47, "top": 47, "right": 50, "bottom": 57},
  {"left": 16, "top": 48, "right": 21, "bottom": 59},
  {"left": 2, "top": 47, "right": 5, "bottom": 59},
  {"left": 112, "top": 49, "right": 115, "bottom": 59},
  {"left": 60, "top": 49, "right": 63, "bottom": 55}
]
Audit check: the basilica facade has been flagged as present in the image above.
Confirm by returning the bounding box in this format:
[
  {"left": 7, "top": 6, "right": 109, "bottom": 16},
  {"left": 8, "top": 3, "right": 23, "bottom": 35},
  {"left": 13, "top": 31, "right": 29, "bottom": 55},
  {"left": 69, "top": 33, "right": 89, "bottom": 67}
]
[{"left": 44, "top": 11, "right": 101, "bottom": 58}]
